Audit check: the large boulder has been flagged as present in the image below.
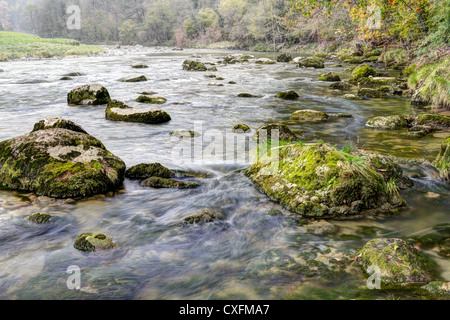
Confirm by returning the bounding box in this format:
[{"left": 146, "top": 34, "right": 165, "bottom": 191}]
[
  {"left": 67, "top": 83, "right": 111, "bottom": 106},
  {"left": 245, "top": 143, "right": 406, "bottom": 218},
  {"left": 434, "top": 136, "right": 450, "bottom": 181},
  {"left": 0, "top": 117, "right": 126, "bottom": 198},
  {"left": 318, "top": 72, "right": 341, "bottom": 82},
  {"left": 351, "top": 64, "right": 377, "bottom": 80},
  {"left": 105, "top": 100, "right": 171, "bottom": 124},
  {"left": 415, "top": 114, "right": 450, "bottom": 128},
  {"left": 358, "top": 238, "right": 433, "bottom": 288},
  {"left": 297, "top": 57, "right": 325, "bottom": 69}
]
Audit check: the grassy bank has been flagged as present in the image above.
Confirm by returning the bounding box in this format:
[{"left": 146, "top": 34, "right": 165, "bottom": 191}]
[{"left": 0, "top": 31, "right": 105, "bottom": 61}]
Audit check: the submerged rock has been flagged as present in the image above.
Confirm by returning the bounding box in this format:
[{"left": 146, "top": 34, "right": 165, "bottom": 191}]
[
  {"left": 27, "top": 212, "right": 53, "bottom": 224},
  {"left": 136, "top": 95, "right": 167, "bottom": 104},
  {"left": 105, "top": 100, "right": 171, "bottom": 124},
  {"left": 67, "top": 83, "right": 111, "bottom": 105},
  {"left": 125, "top": 163, "right": 174, "bottom": 179},
  {"left": 233, "top": 124, "right": 251, "bottom": 133},
  {"left": 170, "top": 130, "right": 200, "bottom": 138},
  {"left": 297, "top": 57, "right": 325, "bottom": 69},
  {"left": 182, "top": 60, "right": 207, "bottom": 71},
  {"left": 318, "top": 72, "right": 341, "bottom": 82},
  {"left": 255, "top": 123, "right": 298, "bottom": 142},
  {"left": 343, "top": 94, "right": 364, "bottom": 100},
  {"left": 184, "top": 209, "right": 218, "bottom": 224},
  {"left": 64, "top": 72, "right": 82, "bottom": 77},
  {"left": 358, "top": 238, "right": 433, "bottom": 288},
  {"left": 329, "top": 81, "right": 353, "bottom": 91},
  {"left": 434, "top": 135, "right": 450, "bottom": 181},
  {"left": 357, "top": 88, "right": 388, "bottom": 98},
  {"left": 291, "top": 110, "right": 329, "bottom": 121},
  {"left": 120, "top": 75, "right": 147, "bottom": 82},
  {"left": 237, "top": 93, "right": 258, "bottom": 98},
  {"left": 0, "top": 117, "right": 125, "bottom": 198},
  {"left": 416, "top": 114, "right": 450, "bottom": 128},
  {"left": 73, "top": 233, "right": 116, "bottom": 252},
  {"left": 245, "top": 143, "right": 406, "bottom": 218},
  {"left": 275, "top": 90, "right": 299, "bottom": 100},
  {"left": 60, "top": 76, "right": 72, "bottom": 81},
  {"left": 141, "top": 177, "right": 199, "bottom": 189},
  {"left": 131, "top": 63, "right": 148, "bottom": 69},
  {"left": 255, "top": 58, "right": 276, "bottom": 65},
  {"left": 366, "top": 115, "right": 409, "bottom": 130}
]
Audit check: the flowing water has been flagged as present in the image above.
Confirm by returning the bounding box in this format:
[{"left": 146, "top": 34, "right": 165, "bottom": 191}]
[{"left": 0, "top": 46, "right": 448, "bottom": 299}]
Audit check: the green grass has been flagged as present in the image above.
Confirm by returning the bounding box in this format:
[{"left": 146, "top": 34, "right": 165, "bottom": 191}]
[{"left": 0, "top": 31, "right": 105, "bottom": 61}]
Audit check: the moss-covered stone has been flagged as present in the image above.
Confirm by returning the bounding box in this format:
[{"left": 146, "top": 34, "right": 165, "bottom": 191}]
[
  {"left": 318, "top": 72, "right": 341, "bottom": 82},
  {"left": 277, "top": 53, "right": 292, "bottom": 62},
  {"left": 106, "top": 100, "right": 171, "bottom": 124},
  {"left": 245, "top": 143, "right": 406, "bottom": 218},
  {"left": 73, "top": 233, "right": 116, "bottom": 252},
  {"left": 255, "top": 123, "right": 298, "bottom": 142},
  {"left": 355, "top": 77, "right": 398, "bottom": 87},
  {"left": 136, "top": 95, "right": 167, "bottom": 104},
  {"left": 184, "top": 209, "right": 217, "bottom": 224},
  {"left": 223, "top": 54, "right": 250, "bottom": 64},
  {"left": 182, "top": 60, "right": 207, "bottom": 71},
  {"left": 366, "top": 115, "right": 409, "bottom": 130},
  {"left": 64, "top": 72, "right": 82, "bottom": 77},
  {"left": 357, "top": 88, "right": 387, "bottom": 98},
  {"left": 297, "top": 57, "right": 325, "bottom": 69},
  {"left": 141, "top": 177, "right": 199, "bottom": 189},
  {"left": 416, "top": 114, "right": 450, "bottom": 128},
  {"left": 291, "top": 110, "right": 329, "bottom": 121},
  {"left": 60, "top": 76, "right": 72, "bottom": 81},
  {"left": 255, "top": 58, "right": 276, "bottom": 65},
  {"left": 131, "top": 63, "right": 148, "bottom": 69},
  {"left": 351, "top": 64, "right": 377, "bottom": 80},
  {"left": 125, "top": 163, "right": 174, "bottom": 179},
  {"left": 342, "top": 56, "right": 364, "bottom": 64},
  {"left": 32, "top": 116, "right": 88, "bottom": 134},
  {"left": 233, "top": 124, "right": 251, "bottom": 133},
  {"left": 411, "top": 90, "right": 430, "bottom": 107},
  {"left": 434, "top": 135, "right": 450, "bottom": 181},
  {"left": 0, "top": 117, "right": 125, "bottom": 198},
  {"left": 237, "top": 93, "right": 258, "bottom": 98},
  {"left": 329, "top": 81, "right": 353, "bottom": 91},
  {"left": 343, "top": 94, "right": 364, "bottom": 100},
  {"left": 313, "top": 52, "right": 328, "bottom": 59},
  {"left": 120, "top": 75, "right": 147, "bottom": 82},
  {"left": 67, "top": 83, "right": 111, "bottom": 105},
  {"left": 170, "top": 130, "right": 200, "bottom": 138},
  {"left": 358, "top": 238, "right": 433, "bottom": 288},
  {"left": 27, "top": 212, "right": 53, "bottom": 224},
  {"left": 275, "top": 90, "right": 299, "bottom": 100}
]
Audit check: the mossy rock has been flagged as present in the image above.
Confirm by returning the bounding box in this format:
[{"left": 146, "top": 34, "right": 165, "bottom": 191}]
[
  {"left": 245, "top": 143, "right": 406, "bottom": 218},
  {"left": 434, "top": 135, "right": 450, "bottom": 182},
  {"left": 27, "top": 212, "right": 53, "bottom": 224},
  {"left": 106, "top": 100, "right": 171, "bottom": 124},
  {"left": 318, "top": 72, "right": 341, "bottom": 82},
  {"left": 182, "top": 60, "right": 207, "bottom": 71},
  {"left": 60, "top": 76, "right": 72, "bottom": 81},
  {"left": 342, "top": 56, "right": 364, "bottom": 64},
  {"left": 223, "top": 54, "right": 250, "bottom": 64},
  {"left": 170, "top": 130, "right": 200, "bottom": 138},
  {"left": 73, "top": 233, "right": 116, "bottom": 252},
  {"left": 255, "top": 58, "right": 276, "bottom": 65},
  {"left": 411, "top": 90, "right": 430, "bottom": 107},
  {"left": 416, "top": 114, "right": 450, "bottom": 128},
  {"left": 131, "top": 63, "right": 148, "bottom": 69},
  {"left": 120, "top": 75, "right": 147, "bottom": 82},
  {"left": 233, "top": 124, "right": 251, "bottom": 133},
  {"left": 67, "top": 83, "right": 111, "bottom": 106},
  {"left": 291, "top": 110, "right": 329, "bottom": 121},
  {"left": 343, "top": 94, "right": 364, "bottom": 100},
  {"left": 125, "top": 163, "right": 174, "bottom": 179},
  {"left": 366, "top": 115, "right": 409, "bottom": 130},
  {"left": 275, "top": 90, "right": 299, "bottom": 100},
  {"left": 255, "top": 123, "right": 298, "bottom": 142},
  {"left": 215, "top": 77, "right": 224, "bottom": 81},
  {"left": 351, "top": 64, "right": 377, "bottom": 80},
  {"left": 357, "top": 88, "right": 387, "bottom": 98},
  {"left": 184, "top": 209, "right": 217, "bottom": 224},
  {"left": 64, "top": 72, "right": 82, "bottom": 77},
  {"left": 329, "top": 82, "right": 353, "bottom": 91},
  {"left": 358, "top": 238, "right": 433, "bottom": 288},
  {"left": 32, "top": 116, "right": 88, "bottom": 134},
  {"left": 136, "top": 95, "right": 167, "bottom": 104},
  {"left": 421, "top": 281, "right": 450, "bottom": 296},
  {"left": 141, "top": 177, "right": 199, "bottom": 189},
  {"left": 0, "top": 117, "right": 125, "bottom": 198},
  {"left": 237, "top": 93, "right": 258, "bottom": 98},
  {"left": 313, "top": 52, "right": 328, "bottom": 59},
  {"left": 277, "top": 53, "right": 292, "bottom": 62},
  {"left": 208, "top": 82, "right": 224, "bottom": 87},
  {"left": 297, "top": 57, "right": 325, "bottom": 69},
  {"left": 208, "top": 67, "right": 218, "bottom": 72},
  {"left": 355, "top": 77, "right": 398, "bottom": 87}
]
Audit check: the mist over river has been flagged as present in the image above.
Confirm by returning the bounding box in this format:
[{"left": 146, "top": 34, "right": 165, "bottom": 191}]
[{"left": 0, "top": 46, "right": 448, "bottom": 299}]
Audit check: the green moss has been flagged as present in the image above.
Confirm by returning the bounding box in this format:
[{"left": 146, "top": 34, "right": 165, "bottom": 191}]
[
  {"left": 237, "top": 93, "right": 258, "bottom": 98},
  {"left": 67, "top": 83, "right": 111, "bottom": 106},
  {"left": 232, "top": 124, "right": 251, "bottom": 133},
  {"left": 313, "top": 52, "right": 328, "bottom": 59},
  {"left": 291, "top": 110, "right": 329, "bottom": 121},
  {"left": 27, "top": 212, "right": 53, "bottom": 224},
  {"left": 359, "top": 238, "right": 434, "bottom": 288},
  {"left": 297, "top": 57, "right": 325, "bottom": 68},
  {"left": 366, "top": 115, "right": 409, "bottom": 130},
  {"left": 141, "top": 177, "right": 199, "bottom": 189},
  {"left": 434, "top": 135, "right": 450, "bottom": 181},
  {"left": 416, "top": 114, "right": 450, "bottom": 128},
  {"left": 182, "top": 60, "right": 207, "bottom": 71},
  {"left": 318, "top": 72, "right": 341, "bottom": 82},
  {"left": 120, "top": 75, "right": 147, "bottom": 82},
  {"left": 136, "top": 96, "right": 167, "bottom": 104},
  {"left": 277, "top": 53, "right": 293, "bottom": 62},
  {"left": 329, "top": 81, "right": 353, "bottom": 91},
  {"left": 351, "top": 64, "right": 377, "bottom": 80},
  {"left": 125, "top": 163, "right": 174, "bottom": 179},
  {"left": 73, "top": 233, "right": 116, "bottom": 252},
  {"left": 275, "top": 90, "right": 299, "bottom": 100},
  {"left": 255, "top": 123, "right": 298, "bottom": 142}
]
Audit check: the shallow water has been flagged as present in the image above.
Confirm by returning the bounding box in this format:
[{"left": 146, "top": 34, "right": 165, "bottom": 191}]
[{"left": 0, "top": 46, "right": 449, "bottom": 299}]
